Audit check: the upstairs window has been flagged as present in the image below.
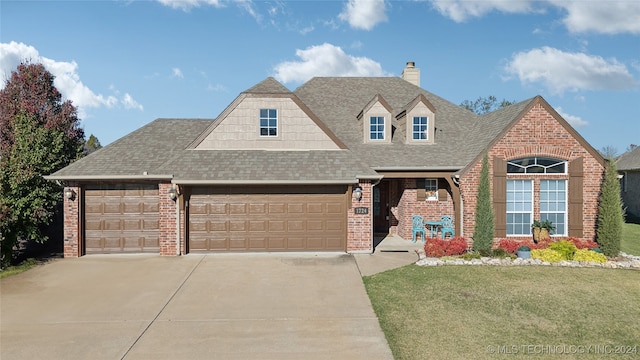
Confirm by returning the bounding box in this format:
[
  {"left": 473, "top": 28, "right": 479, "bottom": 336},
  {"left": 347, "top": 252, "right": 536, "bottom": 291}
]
[
  {"left": 369, "top": 116, "right": 385, "bottom": 140},
  {"left": 412, "top": 116, "right": 428, "bottom": 140},
  {"left": 507, "top": 157, "right": 566, "bottom": 174},
  {"left": 259, "top": 109, "right": 278, "bottom": 137}
]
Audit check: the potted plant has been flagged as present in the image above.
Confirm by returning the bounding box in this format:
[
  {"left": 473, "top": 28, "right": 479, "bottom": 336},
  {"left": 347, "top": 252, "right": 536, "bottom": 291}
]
[
  {"left": 517, "top": 245, "right": 531, "bottom": 259},
  {"left": 531, "top": 219, "right": 555, "bottom": 242}
]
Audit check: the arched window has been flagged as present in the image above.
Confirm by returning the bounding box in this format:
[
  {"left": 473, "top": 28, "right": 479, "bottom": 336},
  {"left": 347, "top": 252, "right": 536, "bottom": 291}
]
[{"left": 507, "top": 157, "right": 566, "bottom": 174}]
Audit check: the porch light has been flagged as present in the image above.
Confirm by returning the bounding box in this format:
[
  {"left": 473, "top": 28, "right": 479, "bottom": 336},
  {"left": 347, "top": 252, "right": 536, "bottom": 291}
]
[
  {"left": 354, "top": 186, "right": 363, "bottom": 201},
  {"left": 64, "top": 188, "right": 75, "bottom": 200},
  {"left": 168, "top": 186, "right": 178, "bottom": 201}
]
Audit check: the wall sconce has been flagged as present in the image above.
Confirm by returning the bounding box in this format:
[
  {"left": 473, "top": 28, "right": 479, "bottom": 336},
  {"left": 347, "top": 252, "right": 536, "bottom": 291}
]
[
  {"left": 64, "top": 188, "right": 75, "bottom": 200},
  {"left": 353, "top": 186, "right": 363, "bottom": 201},
  {"left": 168, "top": 186, "right": 178, "bottom": 201}
]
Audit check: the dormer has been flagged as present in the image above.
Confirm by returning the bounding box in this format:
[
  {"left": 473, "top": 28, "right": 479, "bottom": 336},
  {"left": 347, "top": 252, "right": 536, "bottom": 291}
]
[
  {"left": 399, "top": 94, "right": 436, "bottom": 144},
  {"left": 357, "top": 94, "right": 393, "bottom": 144}
]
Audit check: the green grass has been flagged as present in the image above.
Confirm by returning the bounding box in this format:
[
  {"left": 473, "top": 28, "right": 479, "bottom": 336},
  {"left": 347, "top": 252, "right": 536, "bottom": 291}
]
[
  {"left": 0, "top": 258, "right": 39, "bottom": 279},
  {"left": 622, "top": 222, "right": 640, "bottom": 256},
  {"left": 364, "top": 266, "right": 640, "bottom": 360}
]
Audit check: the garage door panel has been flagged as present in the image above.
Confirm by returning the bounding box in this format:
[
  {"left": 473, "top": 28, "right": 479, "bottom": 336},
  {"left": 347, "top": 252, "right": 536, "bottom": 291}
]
[
  {"left": 188, "top": 186, "right": 346, "bottom": 252},
  {"left": 84, "top": 184, "right": 159, "bottom": 254}
]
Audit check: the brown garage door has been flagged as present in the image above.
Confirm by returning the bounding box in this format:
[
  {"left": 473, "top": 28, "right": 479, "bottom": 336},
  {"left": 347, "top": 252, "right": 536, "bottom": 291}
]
[
  {"left": 84, "top": 184, "right": 159, "bottom": 254},
  {"left": 188, "top": 185, "right": 347, "bottom": 252}
]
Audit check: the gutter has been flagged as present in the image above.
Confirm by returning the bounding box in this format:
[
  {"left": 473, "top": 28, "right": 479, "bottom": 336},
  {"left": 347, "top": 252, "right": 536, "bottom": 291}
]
[
  {"left": 44, "top": 174, "right": 175, "bottom": 181},
  {"left": 172, "top": 179, "right": 365, "bottom": 185},
  {"left": 373, "top": 166, "right": 464, "bottom": 171}
]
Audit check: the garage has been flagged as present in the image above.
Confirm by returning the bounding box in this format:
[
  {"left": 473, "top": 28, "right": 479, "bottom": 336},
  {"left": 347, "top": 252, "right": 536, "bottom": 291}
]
[
  {"left": 188, "top": 185, "right": 347, "bottom": 252},
  {"left": 84, "top": 184, "right": 160, "bottom": 254}
]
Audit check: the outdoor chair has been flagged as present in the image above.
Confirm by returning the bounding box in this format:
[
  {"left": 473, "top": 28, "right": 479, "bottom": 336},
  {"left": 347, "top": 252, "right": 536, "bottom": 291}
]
[
  {"left": 440, "top": 215, "right": 454, "bottom": 239},
  {"left": 411, "top": 215, "right": 426, "bottom": 243}
]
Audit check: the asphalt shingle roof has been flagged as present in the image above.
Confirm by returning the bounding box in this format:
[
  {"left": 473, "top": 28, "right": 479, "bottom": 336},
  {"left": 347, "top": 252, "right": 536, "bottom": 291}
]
[
  {"left": 49, "top": 76, "right": 534, "bottom": 182},
  {"left": 616, "top": 146, "right": 640, "bottom": 171}
]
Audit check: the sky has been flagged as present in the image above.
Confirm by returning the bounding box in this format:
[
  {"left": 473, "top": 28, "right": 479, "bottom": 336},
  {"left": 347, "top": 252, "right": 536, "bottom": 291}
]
[{"left": 1, "top": 0, "right": 639, "bottom": 155}]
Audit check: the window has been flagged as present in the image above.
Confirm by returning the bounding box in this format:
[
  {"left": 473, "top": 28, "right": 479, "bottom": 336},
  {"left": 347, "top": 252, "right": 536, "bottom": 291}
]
[
  {"left": 506, "top": 180, "right": 533, "bottom": 235},
  {"left": 425, "top": 179, "right": 437, "bottom": 200},
  {"left": 260, "top": 109, "right": 277, "bottom": 137},
  {"left": 507, "top": 157, "right": 566, "bottom": 174},
  {"left": 540, "top": 180, "right": 566, "bottom": 235},
  {"left": 412, "top": 116, "right": 428, "bottom": 140},
  {"left": 370, "top": 116, "right": 385, "bottom": 140}
]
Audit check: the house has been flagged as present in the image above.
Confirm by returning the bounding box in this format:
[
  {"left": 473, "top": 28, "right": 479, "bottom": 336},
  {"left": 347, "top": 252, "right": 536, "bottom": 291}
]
[
  {"left": 47, "top": 62, "right": 606, "bottom": 257},
  {"left": 616, "top": 146, "right": 640, "bottom": 218}
]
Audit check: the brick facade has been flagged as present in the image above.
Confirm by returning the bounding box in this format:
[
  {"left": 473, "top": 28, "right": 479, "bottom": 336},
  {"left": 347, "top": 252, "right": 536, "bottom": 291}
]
[
  {"left": 158, "top": 182, "right": 178, "bottom": 256},
  {"left": 347, "top": 181, "right": 373, "bottom": 252},
  {"left": 63, "top": 183, "right": 80, "bottom": 258},
  {"left": 459, "top": 102, "right": 604, "bottom": 244}
]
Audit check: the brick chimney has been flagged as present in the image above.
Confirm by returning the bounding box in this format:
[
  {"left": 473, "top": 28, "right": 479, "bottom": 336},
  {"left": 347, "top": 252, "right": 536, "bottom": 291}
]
[{"left": 401, "top": 61, "right": 420, "bottom": 87}]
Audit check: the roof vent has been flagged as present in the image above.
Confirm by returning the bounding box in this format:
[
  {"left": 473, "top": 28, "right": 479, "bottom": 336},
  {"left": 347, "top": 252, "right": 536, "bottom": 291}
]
[{"left": 402, "top": 61, "right": 420, "bottom": 87}]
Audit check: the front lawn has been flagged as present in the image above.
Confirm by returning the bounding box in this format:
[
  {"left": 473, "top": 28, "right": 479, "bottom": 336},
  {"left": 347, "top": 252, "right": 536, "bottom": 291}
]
[
  {"left": 622, "top": 222, "right": 640, "bottom": 256},
  {"left": 364, "top": 266, "right": 640, "bottom": 359}
]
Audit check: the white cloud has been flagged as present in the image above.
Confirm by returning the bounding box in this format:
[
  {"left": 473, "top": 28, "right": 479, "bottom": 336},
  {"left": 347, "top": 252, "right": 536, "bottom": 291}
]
[
  {"left": 156, "top": 0, "right": 223, "bottom": 11},
  {"left": 172, "top": 67, "right": 184, "bottom": 78},
  {"left": 338, "top": 0, "right": 387, "bottom": 30},
  {"left": 273, "top": 43, "right": 390, "bottom": 84},
  {"left": 504, "top": 47, "right": 638, "bottom": 94},
  {"left": 429, "top": 0, "right": 535, "bottom": 23},
  {"left": 0, "top": 41, "right": 143, "bottom": 117},
  {"left": 555, "top": 106, "right": 588, "bottom": 128},
  {"left": 430, "top": 0, "right": 640, "bottom": 34},
  {"left": 551, "top": 0, "right": 640, "bottom": 34},
  {"left": 122, "top": 93, "right": 144, "bottom": 111}
]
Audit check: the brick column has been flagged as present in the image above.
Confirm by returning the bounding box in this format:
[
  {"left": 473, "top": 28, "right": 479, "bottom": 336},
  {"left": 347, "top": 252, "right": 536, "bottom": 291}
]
[
  {"left": 159, "top": 183, "right": 178, "bottom": 256},
  {"left": 347, "top": 181, "right": 373, "bottom": 252},
  {"left": 63, "top": 183, "right": 80, "bottom": 258}
]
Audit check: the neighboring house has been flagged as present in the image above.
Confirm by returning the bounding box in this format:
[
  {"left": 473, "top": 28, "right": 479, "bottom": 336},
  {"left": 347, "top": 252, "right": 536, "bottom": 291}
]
[
  {"left": 47, "top": 62, "right": 606, "bottom": 257},
  {"left": 616, "top": 146, "right": 640, "bottom": 218}
]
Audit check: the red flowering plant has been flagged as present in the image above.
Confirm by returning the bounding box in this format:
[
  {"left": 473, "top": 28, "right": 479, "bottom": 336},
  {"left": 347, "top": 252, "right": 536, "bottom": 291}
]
[
  {"left": 562, "top": 237, "right": 598, "bottom": 249},
  {"left": 497, "top": 239, "right": 538, "bottom": 253},
  {"left": 497, "top": 237, "right": 599, "bottom": 254},
  {"left": 424, "top": 237, "right": 469, "bottom": 257}
]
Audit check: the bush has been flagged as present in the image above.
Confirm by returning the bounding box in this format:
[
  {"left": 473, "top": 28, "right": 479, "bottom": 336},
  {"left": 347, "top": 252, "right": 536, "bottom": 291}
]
[
  {"left": 597, "top": 160, "right": 624, "bottom": 257},
  {"left": 473, "top": 153, "right": 495, "bottom": 253},
  {"left": 461, "top": 252, "right": 482, "bottom": 260},
  {"left": 424, "top": 237, "right": 469, "bottom": 257},
  {"left": 573, "top": 249, "right": 607, "bottom": 263},
  {"left": 548, "top": 240, "right": 578, "bottom": 260},
  {"left": 491, "top": 248, "right": 512, "bottom": 258},
  {"left": 497, "top": 239, "right": 537, "bottom": 253},
  {"left": 562, "top": 237, "right": 599, "bottom": 249},
  {"left": 531, "top": 249, "right": 564, "bottom": 263}
]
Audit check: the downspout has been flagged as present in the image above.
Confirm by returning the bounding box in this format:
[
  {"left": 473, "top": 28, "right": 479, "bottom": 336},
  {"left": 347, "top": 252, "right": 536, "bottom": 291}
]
[{"left": 176, "top": 185, "right": 181, "bottom": 256}]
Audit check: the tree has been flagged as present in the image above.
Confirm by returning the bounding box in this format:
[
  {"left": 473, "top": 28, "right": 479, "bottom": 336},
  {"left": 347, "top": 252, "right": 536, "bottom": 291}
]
[
  {"left": 596, "top": 160, "right": 624, "bottom": 257},
  {"left": 460, "top": 96, "right": 515, "bottom": 115},
  {"left": 599, "top": 145, "right": 618, "bottom": 159},
  {"left": 473, "top": 153, "right": 495, "bottom": 254},
  {"left": 0, "top": 62, "right": 84, "bottom": 267},
  {"left": 84, "top": 133, "right": 102, "bottom": 155}
]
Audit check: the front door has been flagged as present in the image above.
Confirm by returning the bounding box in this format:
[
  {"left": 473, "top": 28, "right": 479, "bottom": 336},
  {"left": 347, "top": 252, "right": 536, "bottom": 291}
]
[{"left": 373, "top": 180, "right": 389, "bottom": 234}]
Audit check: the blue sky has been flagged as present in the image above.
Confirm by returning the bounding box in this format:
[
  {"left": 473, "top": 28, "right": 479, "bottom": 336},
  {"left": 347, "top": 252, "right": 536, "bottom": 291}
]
[{"left": 2, "top": 0, "right": 639, "bottom": 154}]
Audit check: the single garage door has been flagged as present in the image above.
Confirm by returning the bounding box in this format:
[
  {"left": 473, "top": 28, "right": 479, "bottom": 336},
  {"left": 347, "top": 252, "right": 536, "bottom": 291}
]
[
  {"left": 188, "top": 185, "right": 347, "bottom": 252},
  {"left": 84, "top": 184, "right": 160, "bottom": 254}
]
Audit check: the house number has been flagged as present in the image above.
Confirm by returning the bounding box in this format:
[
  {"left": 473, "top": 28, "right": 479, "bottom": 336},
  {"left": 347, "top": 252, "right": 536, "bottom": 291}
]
[{"left": 354, "top": 207, "right": 369, "bottom": 215}]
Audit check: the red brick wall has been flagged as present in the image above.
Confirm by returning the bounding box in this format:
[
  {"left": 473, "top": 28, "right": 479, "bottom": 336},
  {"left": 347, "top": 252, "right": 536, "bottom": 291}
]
[
  {"left": 394, "top": 179, "right": 455, "bottom": 240},
  {"left": 347, "top": 181, "right": 373, "bottom": 252},
  {"left": 460, "top": 101, "right": 603, "bottom": 244},
  {"left": 63, "top": 183, "right": 80, "bottom": 258},
  {"left": 159, "top": 182, "right": 178, "bottom": 256}
]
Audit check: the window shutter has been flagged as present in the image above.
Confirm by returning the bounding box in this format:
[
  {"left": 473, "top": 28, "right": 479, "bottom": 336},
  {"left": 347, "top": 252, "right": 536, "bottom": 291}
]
[
  {"left": 493, "top": 157, "right": 507, "bottom": 237},
  {"left": 438, "top": 188, "right": 447, "bottom": 202},
  {"left": 417, "top": 179, "right": 426, "bottom": 201},
  {"left": 568, "top": 157, "right": 583, "bottom": 237}
]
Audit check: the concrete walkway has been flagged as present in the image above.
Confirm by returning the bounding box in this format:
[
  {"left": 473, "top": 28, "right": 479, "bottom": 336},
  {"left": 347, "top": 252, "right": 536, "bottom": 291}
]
[{"left": 1, "top": 251, "right": 402, "bottom": 360}]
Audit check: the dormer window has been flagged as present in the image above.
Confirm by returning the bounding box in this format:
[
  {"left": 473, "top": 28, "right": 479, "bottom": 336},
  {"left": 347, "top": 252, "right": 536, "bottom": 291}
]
[
  {"left": 370, "top": 116, "right": 385, "bottom": 140},
  {"left": 412, "top": 116, "right": 428, "bottom": 140},
  {"left": 260, "top": 109, "right": 278, "bottom": 137}
]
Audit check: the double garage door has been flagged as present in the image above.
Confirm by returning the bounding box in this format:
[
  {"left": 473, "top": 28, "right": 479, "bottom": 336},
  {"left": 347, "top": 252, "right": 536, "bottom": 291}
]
[
  {"left": 188, "top": 185, "right": 347, "bottom": 252},
  {"left": 84, "top": 184, "right": 160, "bottom": 254}
]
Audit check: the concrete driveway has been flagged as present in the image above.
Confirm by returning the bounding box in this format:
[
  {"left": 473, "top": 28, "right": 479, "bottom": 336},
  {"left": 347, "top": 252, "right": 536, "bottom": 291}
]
[{"left": 1, "top": 253, "right": 394, "bottom": 360}]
